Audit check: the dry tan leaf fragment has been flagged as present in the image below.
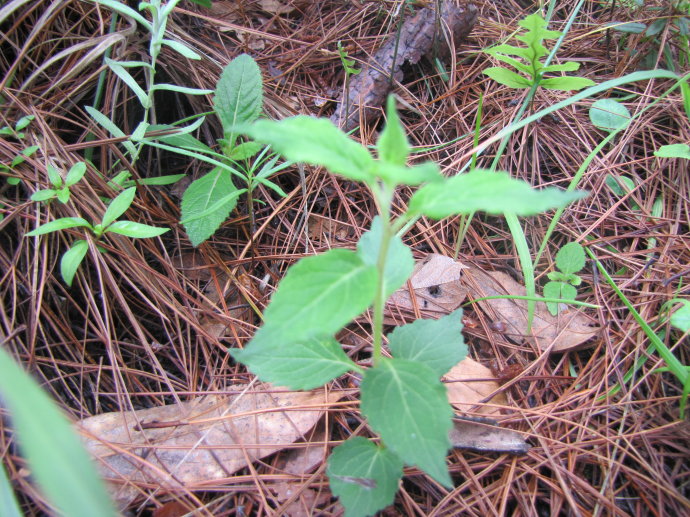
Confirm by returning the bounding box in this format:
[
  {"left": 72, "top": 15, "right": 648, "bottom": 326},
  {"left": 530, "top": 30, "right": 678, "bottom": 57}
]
[
  {"left": 78, "top": 386, "right": 345, "bottom": 509},
  {"left": 444, "top": 357, "right": 507, "bottom": 416},
  {"left": 449, "top": 417, "right": 530, "bottom": 455}
]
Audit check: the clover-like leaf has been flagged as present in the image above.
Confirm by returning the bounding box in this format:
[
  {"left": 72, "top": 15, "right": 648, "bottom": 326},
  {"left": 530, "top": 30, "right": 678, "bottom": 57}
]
[{"left": 555, "top": 241, "right": 585, "bottom": 275}]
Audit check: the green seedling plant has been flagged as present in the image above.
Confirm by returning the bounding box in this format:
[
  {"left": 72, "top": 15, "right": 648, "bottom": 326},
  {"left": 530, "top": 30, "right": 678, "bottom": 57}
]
[
  {"left": 181, "top": 54, "right": 290, "bottom": 245},
  {"left": 543, "top": 241, "right": 586, "bottom": 316},
  {"left": 337, "top": 40, "right": 362, "bottom": 124},
  {"left": 483, "top": 12, "right": 595, "bottom": 91},
  {"left": 30, "top": 162, "right": 87, "bottom": 204},
  {"left": 1, "top": 115, "right": 38, "bottom": 184},
  {"left": 228, "top": 96, "right": 586, "bottom": 516},
  {"left": 26, "top": 187, "right": 169, "bottom": 286}
]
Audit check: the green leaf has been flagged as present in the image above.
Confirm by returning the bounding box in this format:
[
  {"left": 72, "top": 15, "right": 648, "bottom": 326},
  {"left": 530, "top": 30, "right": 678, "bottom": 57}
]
[
  {"left": 541, "top": 61, "right": 581, "bottom": 73},
  {"left": 102, "top": 186, "right": 135, "bottom": 227},
  {"left": 150, "top": 83, "right": 213, "bottom": 95},
  {"left": 645, "top": 18, "right": 667, "bottom": 37},
  {"left": 555, "top": 241, "right": 585, "bottom": 274},
  {"left": 374, "top": 161, "right": 442, "bottom": 187},
  {"left": 161, "top": 38, "right": 202, "bottom": 60},
  {"left": 541, "top": 76, "right": 595, "bottom": 91},
  {"left": 544, "top": 281, "right": 577, "bottom": 316},
  {"left": 681, "top": 80, "right": 690, "bottom": 122},
  {"left": 605, "top": 174, "right": 635, "bottom": 196},
  {"left": 245, "top": 117, "right": 376, "bottom": 183},
  {"left": 231, "top": 333, "right": 358, "bottom": 390},
  {"left": 0, "top": 460, "right": 23, "bottom": 517},
  {"left": 14, "top": 115, "right": 34, "bottom": 131},
  {"left": 589, "top": 98, "right": 631, "bottom": 132},
  {"left": 56, "top": 188, "right": 70, "bottom": 204},
  {"left": 0, "top": 347, "right": 118, "bottom": 517},
  {"left": 607, "top": 21, "right": 647, "bottom": 34},
  {"left": 95, "top": 0, "right": 152, "bottom": 31},
  {"left": 61, "top": 239, "right": 89, "bottom": 286},
  {"left": 377, "top": 96, "right": 410, "bottom": 167},
  {"left": 180, "top": 167, "right": 241, "bottom": 246},
  {"left": 327, "top": 437, "right": 403, "bottom": 517},
  {"left": 25, "top": 217, "right": 92, "bottom": 236},
  {"left": 483, "top": 67, "right": 532, "bottom": 88},
  {"left": 47, "top": 164, "right": 62, "bottom": 187},
  {"left": 408, "top": 169, "right": 587, "bottom": 219},
  {"left": 670, "top": 299, "right": 690, "bottom": 332},
  {"left": 214, "top": 54, "right": 263, "bottom": 134},
  {"left": 85, "top": 106, "right": 138, "bottom": 156},
  {"left": 146, "top": 123, "right": 213, "bottom": 153},
  {"left": 228, "top": 141, "right": 263, "bottom": 161},
  {"left": 65, "top": 162, "right": 87, "bottom": 187},
  {"left": 356, "top": 217, "right": 414, "bottom": 297},
  {"left": 105, "top": 58, "right": 150, "bottom": 108},
  {"left": 256, "top": 249, "right": 377, "bottom": 345},
  {"left": 30, "top": 189, "right": 57, "bottom": 202},
  {"left": 105, "top": 220, "right": 169, "bottom": 238},
  {"left": 654, "top": 143, "right": 690, "bottom": 159},
  {"left": 547, "top": 271, "right": 567, "bottom": 282},
  {"left": 387, "top": 309, "right": 466, "bottom": 377},
  {"left": 360, "top": 358, "right": 453, "bottom": 487},
  {"left": 137, "top": 173, "right": 186, "bottom": 186}
]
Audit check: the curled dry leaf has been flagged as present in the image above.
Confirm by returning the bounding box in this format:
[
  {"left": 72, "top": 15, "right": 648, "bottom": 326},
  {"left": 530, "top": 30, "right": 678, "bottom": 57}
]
[
  {"left": 78, "top": 386, "right": 345, "bottom": 509},
  {"left": 449, "top": 417, "right": 531, "bottom": 455},
  {"left": 461, "top": 265, "right": 599, "bottom": 352},
  {"left": 386, "top": 254, "right": 468, "bottom": 324}
]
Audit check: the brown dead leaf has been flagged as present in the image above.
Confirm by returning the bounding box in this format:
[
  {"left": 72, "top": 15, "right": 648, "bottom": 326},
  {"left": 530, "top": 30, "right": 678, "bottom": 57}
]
[
  {"left": 307, "top": 215, "right": 349, "bottom": 244},
  {"left": 449, "top": 417, "right": 530, "bottom": 455},
  {"left": 444, "top": 357, "right": 507, "bottom": 416},
  {"left": 273, "top": 482, "right": 330, "bottom": 517},
  {"left": 387, "top": 254, "right": 468, "bottom": 324},
  {"left": 78, "top": 386, "right": 345, "bottom": 509},
  {"left": 259, "top": 0, "right": 295, "bottom": 14},
  {"left": 461, "top": 264, "right": 599, "bottom": 352}
]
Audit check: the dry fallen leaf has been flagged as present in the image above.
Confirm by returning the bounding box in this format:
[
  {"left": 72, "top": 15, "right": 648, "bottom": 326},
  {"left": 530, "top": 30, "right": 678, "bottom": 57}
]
[
  {"left": 387, "top": 254, "right": 468, "bottom": 324},
  {"left": 78, "top": 386, "right": 345, "bottom": 509},
  {"left": 461, "top": 264, "right": 599, "bottom": 352},
  {"left": 307, "top": 215, "right": 350, "bottom": 244},
  {"left": 449, "top": 417, "right": 530, "bottom": 455}
]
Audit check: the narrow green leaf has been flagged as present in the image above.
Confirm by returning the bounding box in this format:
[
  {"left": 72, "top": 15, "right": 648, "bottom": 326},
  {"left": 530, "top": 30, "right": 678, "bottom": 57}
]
[
  {"left": 215, "top": 54, "right": 263, "bottom": 132},
  {"left": 487, "top": 53, "right": 533, "bottom": 76},
  {"left": 360, "top": 358, "right": 453, "bottom": 487},
  {"left": 541, "top": 76, "right": 596, "bottom": 91},
  {"left": 374, "top": 161, "right": 441, "bottom": 187},
  {"left": 130, "top": 121, "right": 149, "bottom": 141},
  {"left": 180, "top": 167, "right": 240, "bottom": 246},
  {"left": 607, "top": 21, "right": 647, "bottom": 34},
  {"left": 245, "top": 117, "right": 376, "bottom": 183},
  {"left": 555, "top": 242, "right": 586, "bottom": 274},
  {"left": 654, "top": 143, "right": 690, "bottom": 159},
  {"left": 47, "top": 164, "right": 62, "bottom": 188},
  {"left": 605, "top": 174, "right": 635, "bottom": 196},
  {"left": 25, "top": 217, "right": 91, "bottom": 236},
  {"left": 85, "top": 106, "right": 138, "bottom": 156},
  {"left": 65, "top": 162, "right": 87, "bottom": 187},
  {"left": 150, "top": 83, "right": 213, "bottom": 95},
  {"left": 102, "top": 186, "right": 135, "bottom": 227},
  {"left": 645, "top": 18, "right": 667, "bottom": 37},
  {"left": 137, "top": 174, "right": 186, "bottom": 186},
  {"left": 105, "top": 220, "right": 169, "bottom": 238},
  {"left": 61, "top": 239, "right": 89, "bottom": 286},
  {"left": 30, "top": 189, "right": 57, "bottom": 202},
  {"left": 387, "top": 309, "right": 466, "bottom": 377},
  {"left": 231, "top": 333, "right": 358, "bottom": 390},
  {"left": 0, "top": 460, "right": 23, "bottom": 517},
  {"left": 14, "top": 115, "right": 34, "bottom": 132},
  {"left": 541, "top": 62, "right": 580, "bottom": 73},
  {"left": 483, "top": 67, "right": 532, "bottom": 88},
  {"left": 146, "top": 123, "right": 213, "bottom": 153},
  {"left": 670, "top": 300, "right": 690, "bottom": 332},
  {"left": 356, "top": 216, "right": 414, "bottom": 297},
  {"left": 327, "top": 437, "right": 403, "bottom": 517},
  {"left": 589, "top": 98, "right": 631, "bottom": 132},
  {"left": 96, "top": 0, "right": 152, "bottom": 31},
  {"left": 253, "top": 176, "right": 287, "bottom": 197},
  {"left": 257, "top": 249, "right": 377, "bottom": 345},
  {"left": 105, "top": 58, "right": 150, "bottom": 108},
  {"left": 161, "top": 38, "right": 202, "bottom": 60},
  {"left": 228, "top": 141, "right": 263, "bottom": 161},
  {"left": 408, "top": 169, "right": 587, "bottom": 219},
  {"left": 377, "top": 96, "right": 410, "bottom": 167}
]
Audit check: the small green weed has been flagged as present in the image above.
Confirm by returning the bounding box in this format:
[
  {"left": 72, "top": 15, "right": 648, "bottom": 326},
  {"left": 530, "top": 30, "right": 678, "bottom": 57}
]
[
  {"left": 30, "top": 162, "right": 87, "bottom": 204},
  {"left": 1, "top": 115, "right": 38, "bottom": 184},
  {"left": 543, "top": 241, "right": 586, "bottom": 316},
  {"left": 229, "top": 96, "right": 586, "bottom": 516},
  {"left": 26, "top": 187, "right": 169, "bottom": 286},
  {"left": 483, "top": 12, "right": 595, "bottom": 91}
]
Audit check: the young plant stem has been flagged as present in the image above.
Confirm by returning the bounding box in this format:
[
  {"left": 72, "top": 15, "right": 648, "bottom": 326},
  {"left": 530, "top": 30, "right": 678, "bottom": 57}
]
[{"left": 371, "top": 185, "right": 394, "bottom": 367}]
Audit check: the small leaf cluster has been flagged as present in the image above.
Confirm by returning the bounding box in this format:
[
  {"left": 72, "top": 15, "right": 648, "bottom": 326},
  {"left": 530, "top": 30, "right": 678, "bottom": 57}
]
[
  {"left": 544, "top": 241, "right": 586, "bottom": 316},
  {"left": 26, "top": 187, "right": 168, "bottom": 286},
  {"left": 181, "top": 54, "right": 289, "bottom": 246},
  {"left": 30, "top": 162, "right": 87, "bottom": 204},
  {"left": 484, "top": 12, "right": 595, "bottom": 91},
  {"left": 1, "top": 115, "right": 38, "bottom": 183},
  {"left": 229, "top": 96, "right": 587, "bottom": 516},
  {"left": 337, "top": 41, "right": 361, "bottom": 76}
]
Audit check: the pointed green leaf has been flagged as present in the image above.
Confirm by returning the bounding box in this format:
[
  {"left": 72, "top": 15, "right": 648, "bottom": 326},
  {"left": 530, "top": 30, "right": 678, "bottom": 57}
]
[
  {"left": 25, "top": 217, "right": 91, "bottom": 236},
  {"left": 161, "top": 38, "right": 202, "bottom": 60},
  {"left": 541, "top": 61, "right": 580, "bottom": 73},
  {"left": 146, "top": 123, "right": 213, "bottom": 154},
  {"left": 374, "top": 161, "right": 442, "bottom": 187},
  {"left": 555, "top": 242, "right": 585, "bottom": 274},
  {"left": 60, "top": 239, "right": 89, "bottom": 286},
  {"left": 137, "top": 173, "right": 186, "bottom": 186},
  {"left": 589, "top": 98, "right": 631, "bottom": 132},
  {"left": 356, "top": 216, "right": 414, "bottom": 297},
  {"left": 105, "top": 58, "right": 149, "bottom": 108},
  {"left": 228, "top": 141, "right": 263, "bottom": 161},
  {"left": 30, "top": 189, "right": 57, "bottom": 202},
  {"left": 150, "top": 83, "right": 213, "bottom": 95},
  {"left": 327, "top": 437, "right": 403, "bottom": 517},
  {"left": 85, "top": 106, "right": 138, "bottom": 156},
  {"left": 387, "top": 309, "right": 466, "bottom": 377},
  {"left": 486, "top": 53, "right": 533, "bottom": 76},
  {"left": 180, "top": 167, "right": 241, "bottom": 246},
  {"left": 360, "top": 358, "right": 453, "bottom": 487},
  {"left": 608, "top": 21, "right": 647, "bottom": 34},
  {"left": 0, "top": 460, "right": 23, "bottom": 517},
  {"left": 231, "top": 333, "right": 358, "bottom": 390},
  {"left": 654, "top": 143, "right": 690, "bottom": 159},
  {"left": 105, "top": 221, "right": 169, "bottom": 238},
  {"left": 46, "top": 164, "right": 62, "bottom": 188},
  {"left": 14, "top": 115, "right": 34, "bottom": 132},
  {"left": 377, "top": 96, "right": 409, "bottom": 167},
  {"left": 214, "top": 54, "right": 263, "bottom": 133},
  {"left": 245, "top": 117, "right": 375, "bottom": 183},
  {"left": 408, "top": 169, "right": 587, "bottom": 219},
  {"left": 95, "top": 0, "right": 152, "bottom": 31},
  {"left": 258, "top": 249, "right": 377, "bottom": 344},
  {"left": 102, "top": 186, "right": 135, "bottom": 227},
  {"left": 65, "top": 162, "right": 87, "bottom": 187},
  {"left": 56, "top": 188, "right": 70, "bottom": 204},
  {"left": 541, "top": 76, "right": 595, "bottom": 91},
  {"left": 670, "top": 300, "right": 690, "bottom": 332},
  {"left": 483, "top": 67, "right": 532, "bottom": 88},
  {"left": 0, "top": 347, "right": 118, "bottom": 517}
]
